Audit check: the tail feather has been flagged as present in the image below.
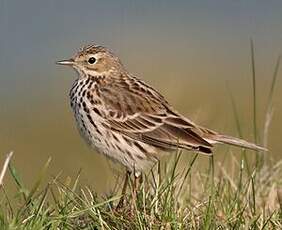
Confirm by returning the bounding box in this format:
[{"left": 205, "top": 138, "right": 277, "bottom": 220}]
[{"left": 207, "top": 134, "right": 268, "bottom": 152}]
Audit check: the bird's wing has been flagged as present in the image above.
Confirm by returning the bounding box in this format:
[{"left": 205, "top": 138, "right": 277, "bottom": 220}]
[{"left": 96, "top": 75, "right": 213, "bottom": 154}]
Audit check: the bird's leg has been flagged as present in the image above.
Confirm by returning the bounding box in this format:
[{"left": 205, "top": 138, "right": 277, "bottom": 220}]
[
  {"left": 116, "top": 170, "right": 131, "bottom": 210},
  {"left": 131, "top": 172, "right": 142, "bottom": 211},
  {"left": 134, "top": 173, "right": 142, "bottom": 196}
]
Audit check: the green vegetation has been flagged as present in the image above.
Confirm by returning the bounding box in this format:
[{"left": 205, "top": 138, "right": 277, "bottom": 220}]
[
  {"left": 0, "top": 151, "right": 281, "bottom": 229},
  {"left": 0, "top": 44, "right": 281, "bottom": 229}
]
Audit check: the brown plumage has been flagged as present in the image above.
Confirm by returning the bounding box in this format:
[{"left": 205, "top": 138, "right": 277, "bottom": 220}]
[{"left": 57, "top": 43, "right": 267, "bottom": 174}]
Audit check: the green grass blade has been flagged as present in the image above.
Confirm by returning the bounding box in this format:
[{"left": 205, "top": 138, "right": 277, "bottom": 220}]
[
  {"left": 25, "top": 157, "right": 52, "bottom": 205},
  {"left": 263, "top": 55, "right": 281, "bottom": 149},
  {"left": 250, "top": 38, "right": 258, "bottom": 144}
]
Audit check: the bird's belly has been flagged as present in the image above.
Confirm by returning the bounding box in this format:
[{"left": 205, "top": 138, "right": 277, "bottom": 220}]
[
  {"left": 72, "top": 103, "right": 157, "bottom": 172},
  {"left": 73, "top": 107, "right": 107, "bottom": 151}
]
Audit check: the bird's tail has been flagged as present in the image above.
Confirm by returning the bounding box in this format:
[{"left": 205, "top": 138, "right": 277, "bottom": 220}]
[{"left": 206, "top": 134, "right": 267, "bottom": 152}]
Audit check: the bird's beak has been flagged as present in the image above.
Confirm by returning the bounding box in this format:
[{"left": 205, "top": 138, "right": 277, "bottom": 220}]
[{"left": 56, "top": 58, "right": 75, "bottom": 66}]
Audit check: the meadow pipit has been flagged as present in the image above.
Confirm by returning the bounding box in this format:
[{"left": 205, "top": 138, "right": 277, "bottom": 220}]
[{"left": 57, "top": 43, "right": 266, "bottom": 206}]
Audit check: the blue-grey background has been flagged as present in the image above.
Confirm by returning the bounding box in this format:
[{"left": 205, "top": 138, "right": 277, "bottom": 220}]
[{"left": 1, "top": 0, "right": 281, "bottom": 192}]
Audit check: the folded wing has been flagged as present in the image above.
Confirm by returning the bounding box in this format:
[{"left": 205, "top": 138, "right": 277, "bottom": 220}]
[{"left": 97, "top": 75, "right": 213, "bottom": 154}]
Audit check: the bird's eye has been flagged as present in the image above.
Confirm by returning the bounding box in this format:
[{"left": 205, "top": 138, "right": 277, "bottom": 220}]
[{"left": 88, "top": 57, "right": 96, "bottom": 64}]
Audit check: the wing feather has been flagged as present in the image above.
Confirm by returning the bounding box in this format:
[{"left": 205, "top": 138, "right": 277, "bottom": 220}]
[{"left": 95, "top": 74, "right": 213, "bottom": 154}]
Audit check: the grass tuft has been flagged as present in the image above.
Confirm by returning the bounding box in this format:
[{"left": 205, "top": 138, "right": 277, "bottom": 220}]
[{"left": 0, "top": 151, "right": 281, "bottom": 229}]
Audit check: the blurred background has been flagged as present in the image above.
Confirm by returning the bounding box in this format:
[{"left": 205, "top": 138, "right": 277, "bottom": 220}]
[{"left": 0, "top": 0, "right": 281, "bottom": 193}]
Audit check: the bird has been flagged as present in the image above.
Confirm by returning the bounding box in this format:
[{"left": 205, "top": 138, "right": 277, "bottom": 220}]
[{"left": 56, "top": 43, "right": 266, "bottom": 207}]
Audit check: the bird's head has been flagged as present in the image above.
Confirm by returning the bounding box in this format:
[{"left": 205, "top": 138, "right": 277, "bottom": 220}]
[{"left": 57, "top": 43, "right": 125, "bottom": 78}]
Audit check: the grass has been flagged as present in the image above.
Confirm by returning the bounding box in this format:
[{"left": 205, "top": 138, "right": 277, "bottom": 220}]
[
  {"left": 0, "top": 44, "right": 281, "bottom": 229},
  {"left": 0, "top": 151, "right": 281, "bottom": 229}
]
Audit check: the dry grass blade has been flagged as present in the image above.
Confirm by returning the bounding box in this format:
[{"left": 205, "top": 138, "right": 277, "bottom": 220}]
[{"left": 0, "top": 152, "right": 13, "bottom": 186}]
